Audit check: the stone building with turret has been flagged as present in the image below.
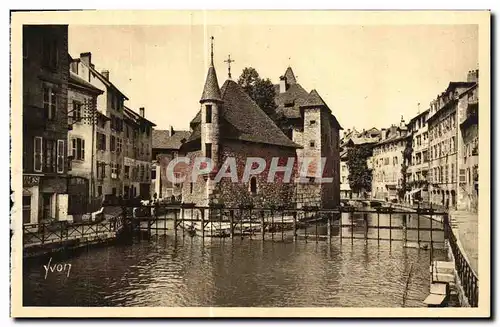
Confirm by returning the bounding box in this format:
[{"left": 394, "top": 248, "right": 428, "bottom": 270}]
[
  {"left": 273, "top": 67, "right": 343, "bottom": 209},
  {"left": 180, "top": 45, "right": 301, "bottom": 208}
]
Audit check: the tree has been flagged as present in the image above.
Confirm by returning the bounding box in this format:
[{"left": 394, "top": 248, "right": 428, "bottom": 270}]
[
  {"left": 237, "top": 67, "right": 278, "bottom": 119},
  {"left": 346, "top": 145, "right": 373, "bottom": 196}
]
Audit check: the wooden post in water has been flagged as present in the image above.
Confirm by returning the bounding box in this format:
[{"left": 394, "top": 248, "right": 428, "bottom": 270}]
[
  {"left": 327, "top": 213, "right": 332, "bottom": 242},
  {"left": 350, "top": 210, "right": 354, "bottom": 243},
  {"left": 230, "top": 209, "right": 234, "bottom": 239},
  {"left": 271, "top": 210, "right": 275, "bottom": 241},
  {"left": 247, "top": 208, "right": 251, "bottom": 239},
  {"left": 201, "top": 209, "right": 205, "bottom": 239},
  {"left": 339, "top": 210, "right": 343, "bottom": 243},
  {"left": 417, "top": 205, "right": 420, "bottom": 245},
  {"left": 389, "top": 205, "right": 392, "bottom": 242},
  {"left": 240, "top": 208, "right": 243, "bottom": 238},
  {"left": 304, "top": 210, "right": 308, "bottom": 243},
  {"left": 181, "top": 207, "right": 185, "bottom": 239},
  {"left": 261, "top": 210, "right": 265, "bottom": 241},
  {"left": 377, "top": 210, "right": 380, "bottom": 243},
  {"left": 281, "top": 209, "right": 285, "bottom": 241},
  {"left": 210, "top": 207, "right": 213, "bottom": 237},
  {"left": 315, "top": 211, "right": 318, "bottom": 243},
  {"left": 293, "top": 211, "right": 297, "bottom": 242},
  {"left": 363, "top": 213, "right": 368, "bottom": 240},
  {"left": 219, "top": 208, "right": 223, "bottom": 238},
  {"left": 430, "top": 207, "right": 433, "bottom": 246},
  {"left": 173, "top": 209, "right": 178, "bottom": 239},
  {"left": 403, "top": 214, "right": 407, "bottom": 245}
]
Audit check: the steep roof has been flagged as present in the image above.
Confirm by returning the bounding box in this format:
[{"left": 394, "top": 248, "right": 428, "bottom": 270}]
[
  {"left": 283, "top": 67, "right": 297, "bottom": 84},
  {"left": 200, "top": 66, "right": 222, "bottom": 103},
  {"left": 274, "top": 83, "right": 310, "bottom": 119},
  {"left": 183, "top": 79, "right": 301, "bottom": 149},
  {"left": 301, "top": 89, "right": 328, "bottom": 108},
  {"left": 219, "top": 80, "right": 300, "bottom": 147},
  {"left": 79, "top": 60, "right": 129, "bottom": 100},
  {"left": 68, "top": 71, "right": 104, "bottom": 95},
  {"left": 123, "top": 106, "right": 156, "bottom": 126},
  {"left": 152, "top": 129, "right": 191, "bottom": 150}
]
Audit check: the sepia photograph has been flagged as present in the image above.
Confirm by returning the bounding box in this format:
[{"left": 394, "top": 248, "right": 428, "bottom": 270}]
[{"left": 9, "top": 10, "right": 491, "bottom": 317}]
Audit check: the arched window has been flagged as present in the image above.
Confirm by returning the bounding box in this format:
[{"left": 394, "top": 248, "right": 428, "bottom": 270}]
[{"left": 250, "top": 177, "right": 257, "bottom": 194}]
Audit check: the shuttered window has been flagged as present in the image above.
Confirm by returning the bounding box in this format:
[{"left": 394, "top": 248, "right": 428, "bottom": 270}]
[
  {"left": 57, "top": 140, "right": 65, "bottom": 173},
  {"left": 33, "top": 137, "right": 43, "bottom": 172}
]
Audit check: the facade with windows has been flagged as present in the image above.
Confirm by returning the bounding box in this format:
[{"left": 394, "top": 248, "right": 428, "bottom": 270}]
[
  {"left": 405, "top": 109, "right": 430, "bottom": 204},
  {"left": 70, "top": 52, "right": 129, "bottom": 201},
  {"left": 151, "top": 127, "right": 191, "bottom": 201},
  {"left": 457, "top": 74, "right": 479, "bottom": 212},
  {"left": 67, "top": 70, "right": 104, "bottom": 216},
  {"left": 371, "top": 121, "right": 408, "bottom": 200},
  {"left": 22, "top": 25, "right": 70, "bottom": 224},
  {"left": 123, "top": 106, "right": 155, "bottom": 200},
  {"left": 427, "top": 79, "right": 476, "bottom": 209}
]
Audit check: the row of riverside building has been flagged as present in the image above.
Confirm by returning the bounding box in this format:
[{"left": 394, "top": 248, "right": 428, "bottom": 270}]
[
  {"left": 340, "top": 69, "right": 479, "bottom": 213},
  {"left": 22, "top": 25, "right": 155, "bottom": 225},
  {"left": 23, "top": 26, "right": 345, "bottom": 225}
]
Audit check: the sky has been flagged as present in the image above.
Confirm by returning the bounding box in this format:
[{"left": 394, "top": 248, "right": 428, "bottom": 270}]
[{"left": 68, "top": 24, "right": 478, "bottom": 133}]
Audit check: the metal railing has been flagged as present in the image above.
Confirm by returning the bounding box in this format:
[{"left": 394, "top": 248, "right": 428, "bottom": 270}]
[
  {"left": 118, "top": 203, "right": 448, "bottom": 245},
  {"left": 444, "top": 215, "right": 479, "bottom": 307},
  {"left": 23, "top": 213, "right": 124, "bottom": 248}
]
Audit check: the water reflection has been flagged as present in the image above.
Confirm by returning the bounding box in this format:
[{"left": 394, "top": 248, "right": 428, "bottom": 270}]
[{"left": 24, "top": 231, "right": 447, "bottom": 307}]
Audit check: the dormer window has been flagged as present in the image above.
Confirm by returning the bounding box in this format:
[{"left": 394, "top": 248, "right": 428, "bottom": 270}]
[{"left": 205, "top": 105, "right": 212, "bottom": 123}]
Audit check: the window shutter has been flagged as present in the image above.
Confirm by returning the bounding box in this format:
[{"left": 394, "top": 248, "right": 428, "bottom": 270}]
[
  {"left": 81, "top": 139, "right": 85, "bottom": 160},
  {"left": 72, "top": 138, "right": 77, "bottom": 158},
  {"left": 57, "top": 140, "right": 65, "bottom": 173},
  {"left": 34, "top": 137, "right": 43, "bottom": 172}
]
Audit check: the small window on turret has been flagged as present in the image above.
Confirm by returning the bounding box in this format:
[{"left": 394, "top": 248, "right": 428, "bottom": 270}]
[
  {"left": 206, "top": 105, "right": 212, "bottom": 123},
  {"left": 310, "top": 120, "right": 316, "bottom": 125}
]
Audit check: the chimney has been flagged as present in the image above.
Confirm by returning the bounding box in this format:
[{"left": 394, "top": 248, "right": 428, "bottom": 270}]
[
  {"left": 170, "top": 125, "right": 175, "bottom": 136},
  {"left": 139, "top": 107, "right": 145, "bottom": 118},
  {"left": 80, "top": 52, "right": 92, "bottom": 67},
  {"left": 279, "top": 76, "right": 287, "bottom": 93},
  {"left": 467, "top": 69, "right": 479, "bottom": 83},
  {"left": 101, "top": 70, "right": 110, "bottom": 80},
  {"left": 380, "top": 128, "right": 386, "bottom": 140}
]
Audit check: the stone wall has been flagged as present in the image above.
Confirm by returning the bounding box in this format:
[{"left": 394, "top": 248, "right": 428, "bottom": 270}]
[{"left": 216, "top": 141, "right": 297, "bottom": 208}]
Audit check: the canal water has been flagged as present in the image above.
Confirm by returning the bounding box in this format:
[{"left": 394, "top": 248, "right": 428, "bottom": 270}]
[{"left": 23, "top": 210, "right": 449, "bottom": 307}]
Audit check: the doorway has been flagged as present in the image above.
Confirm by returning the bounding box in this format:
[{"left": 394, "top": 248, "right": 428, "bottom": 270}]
[{"left": 42, "top": 193, "right": 52, "bottom": 221}]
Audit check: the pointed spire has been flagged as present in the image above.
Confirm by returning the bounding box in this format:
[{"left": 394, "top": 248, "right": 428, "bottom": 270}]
[
  {"left": 200, "top": 36, "right": 222, "bottom": 103},
  {"left": 284, "top": 67, "right": 297, "bottom": 85},
  {"left": 210, "top": 36, "right": 214, "bottom": 67}
]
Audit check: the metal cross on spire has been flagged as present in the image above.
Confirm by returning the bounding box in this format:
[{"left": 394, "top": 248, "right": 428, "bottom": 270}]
[
  {"left": 224, "top": 54, "right": 235, "bottom": 79},
  {"left": 210, "top": 36, "right": 214, "bottom": 66}
]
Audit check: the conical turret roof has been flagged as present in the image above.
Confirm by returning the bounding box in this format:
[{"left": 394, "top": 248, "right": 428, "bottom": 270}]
[{"left": 200, "top": 64, "right": 222, "bottom": 103}]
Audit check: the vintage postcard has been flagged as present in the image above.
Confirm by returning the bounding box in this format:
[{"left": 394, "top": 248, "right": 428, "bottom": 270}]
[{"left": 10, "top": 10, "right": 490, "bottom": 318}]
